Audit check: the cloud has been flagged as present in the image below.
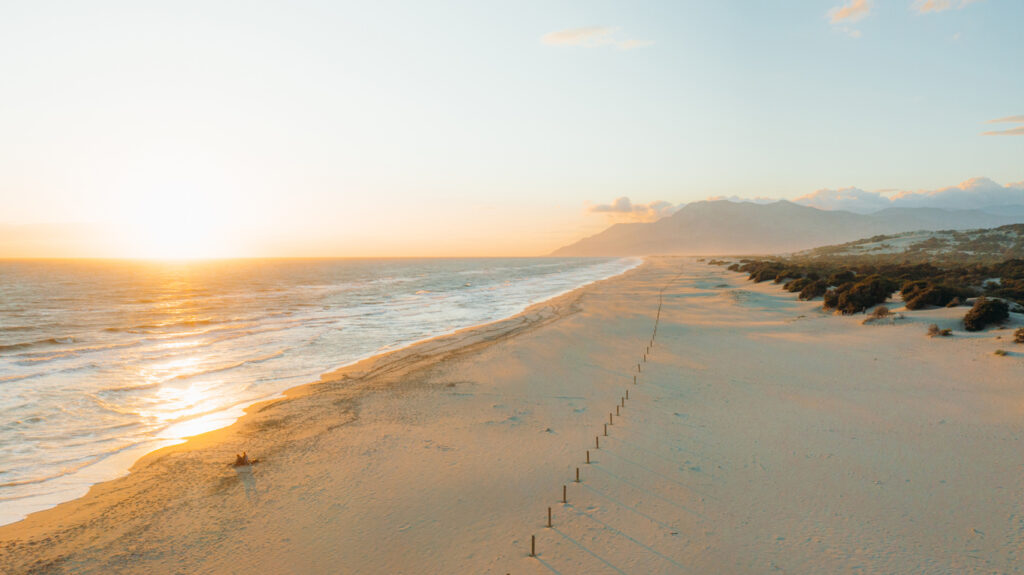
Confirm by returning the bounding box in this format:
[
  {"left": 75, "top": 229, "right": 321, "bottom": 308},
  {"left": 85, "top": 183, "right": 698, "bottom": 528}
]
[
  {"left": 541, "top": 27, "right": 653, "bottom": 50},
  {"left": 794, "top": 178, "right": 1024, "bottom": 213},
  {"left": 914, "top": 0, "right": 954, "bottom": 12},
  {"left": 590, "top": 197, "right": 678, "bottom": 221},
  {"left": 981, "top": 115, "right": 1024, "bottom": 136},
  {"left": 542, "top": 26, "right": 614, "bottom": 47},
  {"left": 982, "top": 126, "right": 1024, "bottom": 136},
  {"left": 793, "top": 187, "right": 893, "bottom": 213},
  {"left": 829, "top": 0, "right": 871, "bottom": 23},
  {"left": 987, "top": 115, "right": 1024, "bottom": 124},
  {"left": 913, "top": 0, "right": 982, "bottom": 13},
  {"left": 706, "top": 195, "right": 778, "bottom": 205}
]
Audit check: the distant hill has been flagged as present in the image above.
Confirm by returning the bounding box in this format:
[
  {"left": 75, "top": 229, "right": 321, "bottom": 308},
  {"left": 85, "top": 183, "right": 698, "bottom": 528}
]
[
  {"left": 551, "top": 200, "right": 1024, "bottom": 256},
  {"left": 795, "top": 223, "right": 1024, "bottom": 265}
]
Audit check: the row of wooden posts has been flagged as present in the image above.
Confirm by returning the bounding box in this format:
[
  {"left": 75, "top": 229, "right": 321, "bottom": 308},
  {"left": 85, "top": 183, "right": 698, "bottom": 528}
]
[{"left": 528, "top": 281, "right": 669, "bottom": 560}]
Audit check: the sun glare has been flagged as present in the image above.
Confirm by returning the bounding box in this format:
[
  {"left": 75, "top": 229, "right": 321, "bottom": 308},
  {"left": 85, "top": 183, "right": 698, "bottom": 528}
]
[
  {"left": 132, "top": 220, "right": 218, "bottom": 260},
  {"left": 118, "top": 201, "right": 236, "bottom": 260}
]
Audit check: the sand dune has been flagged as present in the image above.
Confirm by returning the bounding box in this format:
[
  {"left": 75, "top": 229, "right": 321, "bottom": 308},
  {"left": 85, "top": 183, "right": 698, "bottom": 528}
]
[{"left": 2, "top": 257, "right": 1022, "bottom": 574}]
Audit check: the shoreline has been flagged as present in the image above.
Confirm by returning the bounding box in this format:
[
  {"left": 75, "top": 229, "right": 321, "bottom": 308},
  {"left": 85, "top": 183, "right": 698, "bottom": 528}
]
[
  {"left": 0, "top": 257, "right": 649, "bottom": 540},
  {"left": 0, "top": 256, "right": 641, "bottom": 528},
  {"left": 4, "top": 256, "right": 1022, "bottom": 573}
]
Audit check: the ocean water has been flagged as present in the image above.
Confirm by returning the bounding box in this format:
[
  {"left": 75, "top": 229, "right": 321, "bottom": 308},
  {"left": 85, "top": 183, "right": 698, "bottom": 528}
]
[{"left": 0, "top": 257, "right": 639, "bottom": 525}]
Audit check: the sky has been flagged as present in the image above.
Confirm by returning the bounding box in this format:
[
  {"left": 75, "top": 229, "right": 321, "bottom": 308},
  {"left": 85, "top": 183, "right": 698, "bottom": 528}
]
[{"left": 1, "top": 0, "right": 1021, "bottom": 258}]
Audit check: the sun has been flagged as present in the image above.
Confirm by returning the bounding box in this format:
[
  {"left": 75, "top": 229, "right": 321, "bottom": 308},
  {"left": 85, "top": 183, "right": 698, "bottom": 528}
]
[{"left": 120, "top": 203, "right": 233, "bottom": 260}]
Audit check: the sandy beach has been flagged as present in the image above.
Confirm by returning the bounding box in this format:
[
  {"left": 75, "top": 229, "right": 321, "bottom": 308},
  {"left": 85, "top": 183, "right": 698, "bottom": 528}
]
[{"left": 2, "top": 257, "right": 1022, "bottom": 574}]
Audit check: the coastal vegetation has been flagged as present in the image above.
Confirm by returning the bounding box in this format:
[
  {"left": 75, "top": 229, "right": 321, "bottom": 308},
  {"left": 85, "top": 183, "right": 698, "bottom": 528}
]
[
  {"left": 724, "top": 256, "right": 1024, "bottom": 327},
  {"left": 963, "top": 297, "right": 1010, "bottom": 332}
]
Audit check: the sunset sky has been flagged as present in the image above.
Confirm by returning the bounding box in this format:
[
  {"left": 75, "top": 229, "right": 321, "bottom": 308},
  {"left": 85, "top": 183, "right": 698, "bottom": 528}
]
[{"left": 1, "top": 0, "right": 1022, "bottom": 258}]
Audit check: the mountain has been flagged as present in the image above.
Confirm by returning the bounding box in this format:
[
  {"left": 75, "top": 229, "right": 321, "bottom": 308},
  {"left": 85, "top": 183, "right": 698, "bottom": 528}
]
[{"left": 551, "top": 200, "right": 1024, "bottom": 256}]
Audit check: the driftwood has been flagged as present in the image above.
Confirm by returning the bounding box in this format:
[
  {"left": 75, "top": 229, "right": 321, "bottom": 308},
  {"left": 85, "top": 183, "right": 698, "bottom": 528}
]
[{"left": 233, "top": 451, "right": 260, "bottom": 467}]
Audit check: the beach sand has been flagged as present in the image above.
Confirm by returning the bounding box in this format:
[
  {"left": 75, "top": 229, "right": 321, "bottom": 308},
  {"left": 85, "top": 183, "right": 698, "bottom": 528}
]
[{"left": 2, "top": 257, "right": 1022, "bottom": 574}]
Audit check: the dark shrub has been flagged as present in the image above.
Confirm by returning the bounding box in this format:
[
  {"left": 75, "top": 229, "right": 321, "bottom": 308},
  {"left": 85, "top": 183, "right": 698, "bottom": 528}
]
[
  {"left": 827, "top": 270, "right": 856, "bottom": 285},
  {"left": 823, "top": 284, "right": 847, "bottom": 310},
  {"left": 798, "top": 280, "right": 828, "bottom": 300},
  {"left": 750, "top": 267, "right": 781, "bottom": 283},
  {"left": 1014, "top": 327, "right": 1024, "bottom": 344},
  {"left": 902, "top": 281, "right": 973, "bottom": 310},
  {"left": 775, "top": 269, "right": 801, "bottom": 283},
  {"left": 826, "top": 275, "right": 899, "bottom": 314},
  {"left": 784, "top": 277, "right": 812, "bottom": 293},
  {"left": 963, "top": 297, "right": 1009, "bottom": 331}
]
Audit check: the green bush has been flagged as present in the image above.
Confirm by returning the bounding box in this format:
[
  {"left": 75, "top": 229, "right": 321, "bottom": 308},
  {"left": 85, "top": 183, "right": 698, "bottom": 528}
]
[
  {"left": 798, "top": 279, "right": 828, "bottom": 300},
  {"left": 827, "top": 270, "right": 856, "bottom": 285},
  {"left": 784, "top": 277, "right": 812, "bottom": 293},
  {"left": 901, "top": 281, "right": 973, "bottom": 310},
  {"left": 963, "top": 297, "right": 1009, "bottom": 331},
  {"left": 825, "top": 275, "right": 899, "bottom": 315}
]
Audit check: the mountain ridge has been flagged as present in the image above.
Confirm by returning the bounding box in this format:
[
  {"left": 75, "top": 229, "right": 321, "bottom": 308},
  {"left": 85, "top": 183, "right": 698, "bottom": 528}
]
[{"left": 551, "top": 200, "right": 1024, "bottom": 256}]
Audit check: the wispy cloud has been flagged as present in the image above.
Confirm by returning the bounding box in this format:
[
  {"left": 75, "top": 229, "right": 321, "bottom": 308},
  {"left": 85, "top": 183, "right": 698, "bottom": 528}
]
[
  {"left": 982, "top": 115, "right": 1024, "bottom": 136},
  {"left": 541, "top": 27, "right": 653, "bottom": 50},
  {"left": 982, "top": 126, "right": 1024, "bottom": 137},
  {"left": 913, "top": 0, "right": 982, "bottom": 14},
  {"left": 987, "top": 115, "right": 1024, "bottom": 124},
  {"left": 706, "top": 195, "right": 778, "bottom": 205},
  {"left": 829, "top": 0, "right": 871, "bottom": 23},
  {"left": 590, "top": 197, "right": 677, "bottom": 221}
]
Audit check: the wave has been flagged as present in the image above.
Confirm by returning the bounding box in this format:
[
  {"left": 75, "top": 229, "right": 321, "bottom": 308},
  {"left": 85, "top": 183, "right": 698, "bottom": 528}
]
[
  {"left": 0, "top": 257, "right": 641, "bottom": 526},
  {"left": 0, "top": 438, "right": 146, "bottom": 491},
  {"left": 96, "top": 350, "right": 289, "bottom": 394},
  {"left": 0, "top": 337, "right": 74, "bottom": 353},
  {"left": 165, "top": 350, "right": 287, "bottom": 383},
  {"left": 0, "top": 362, "right": 103, "bottom": 384}
]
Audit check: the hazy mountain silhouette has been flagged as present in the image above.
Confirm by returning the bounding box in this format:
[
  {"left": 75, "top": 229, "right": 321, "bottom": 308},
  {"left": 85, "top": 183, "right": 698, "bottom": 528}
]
[{"left": 551, "top": 200, "right": 1024, "bottom": 256}]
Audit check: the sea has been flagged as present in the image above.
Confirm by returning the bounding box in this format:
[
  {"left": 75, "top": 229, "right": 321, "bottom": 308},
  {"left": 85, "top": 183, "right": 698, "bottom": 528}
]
[{"left": 0, "top": 257, "right": 639, "bottom": 525}]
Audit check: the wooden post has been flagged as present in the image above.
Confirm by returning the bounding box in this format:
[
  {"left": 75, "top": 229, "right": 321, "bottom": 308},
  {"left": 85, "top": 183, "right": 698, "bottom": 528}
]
[
  {"left": 616, "top": 405, "right": 620, "bottom": 416},
  {"left": 548, "top": 507, "right": 552, "bottom": 527},
  {"left": 603, "top": 423, "right": 607, "bottom": 436},
  {"left": 576, "top": 467, "right": 580, "bottom": 482},
  {"left": 626, "top": 389, "right": 629, "bottom": 400},
  {"left": 638, "top": 363, "right": 641, "bottom": 372},
  {"left": 586, "top": 450, "right": 590, "bottom": 463},
  {"left": 562, "top": 485, "right": 567, "bottom": 503},
  {"left": 633, "top": 375, "right": 636, "bottom": 385},
  {"left": 531, "top": 535, "right": 535, "bottom": 557},
  {"left": 621, "top": 396, "right": 625, "bottom": 407}
]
